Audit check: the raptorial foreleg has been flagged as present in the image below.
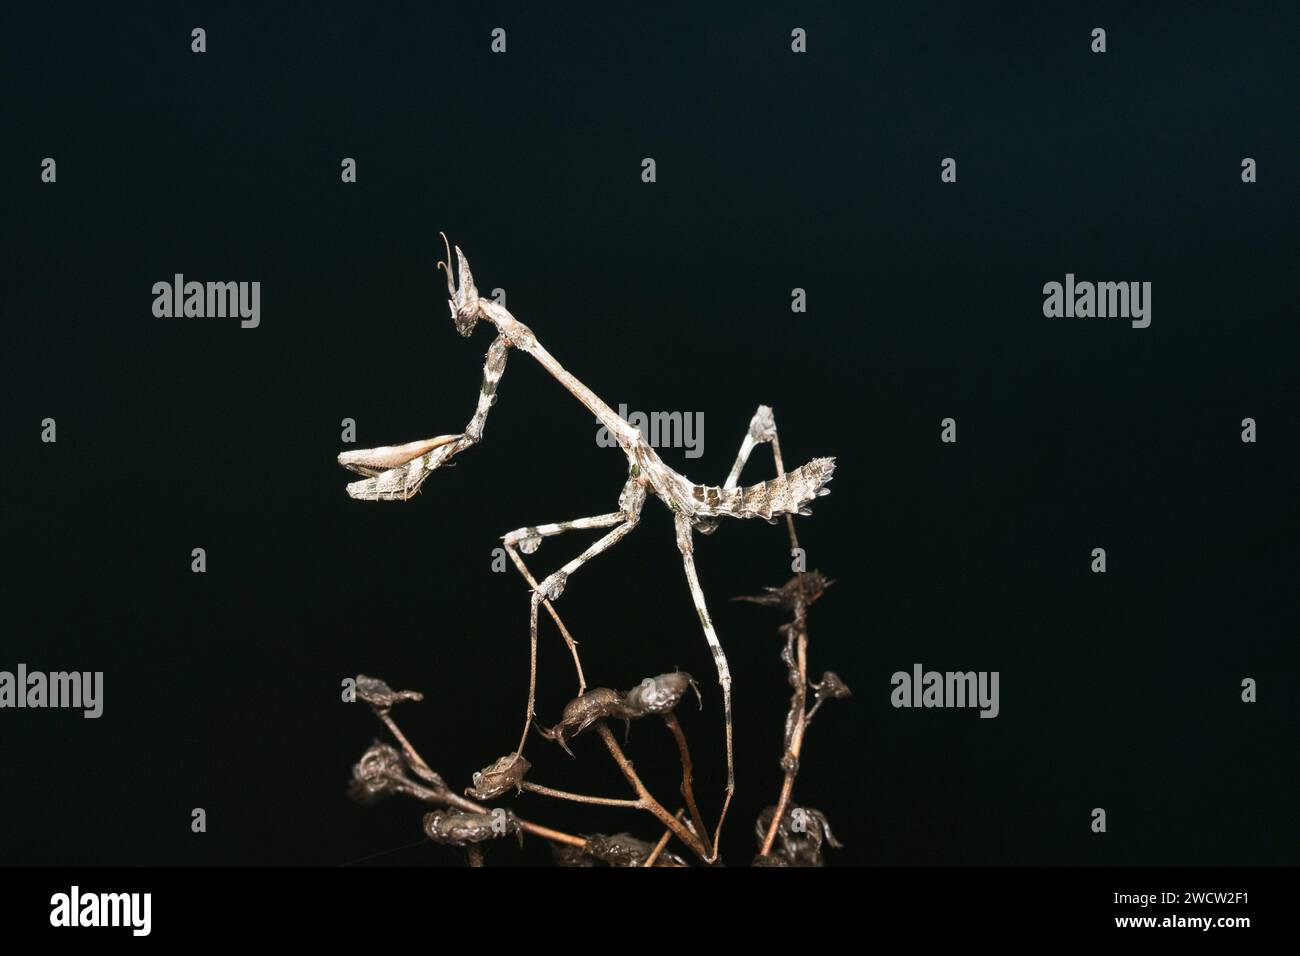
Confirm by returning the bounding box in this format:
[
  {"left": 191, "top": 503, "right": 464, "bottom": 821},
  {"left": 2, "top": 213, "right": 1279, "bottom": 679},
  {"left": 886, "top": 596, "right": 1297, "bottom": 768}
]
[{"left": 339, "top": 334, "right": 510, "bottom": 500}]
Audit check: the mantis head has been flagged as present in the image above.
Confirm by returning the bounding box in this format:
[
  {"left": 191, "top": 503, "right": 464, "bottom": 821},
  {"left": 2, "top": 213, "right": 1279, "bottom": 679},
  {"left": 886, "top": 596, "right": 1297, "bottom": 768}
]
[{"left": 437, "top": 232, "right": 481, "bottom": 337}]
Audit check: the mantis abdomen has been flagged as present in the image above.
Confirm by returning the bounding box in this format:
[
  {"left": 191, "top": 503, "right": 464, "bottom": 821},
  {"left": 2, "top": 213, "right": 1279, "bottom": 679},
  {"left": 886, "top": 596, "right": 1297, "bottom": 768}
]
[{"left": 689, "top": 457, "right": 835, "bottom": 522}]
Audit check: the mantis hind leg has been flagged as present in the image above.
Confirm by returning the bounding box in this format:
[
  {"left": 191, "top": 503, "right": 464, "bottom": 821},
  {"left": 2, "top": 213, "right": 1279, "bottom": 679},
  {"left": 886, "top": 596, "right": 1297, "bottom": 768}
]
[{"left": 674, "top": 512, "right": 734, "bottom": 862}]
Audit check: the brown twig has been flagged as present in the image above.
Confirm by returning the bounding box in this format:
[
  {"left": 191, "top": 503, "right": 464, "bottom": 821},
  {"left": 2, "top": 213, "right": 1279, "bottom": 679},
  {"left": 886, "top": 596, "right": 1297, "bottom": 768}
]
[
  {"left": 644, "top": 809, "right": 686, "bottom": 867},
  {"left": 376, "top": 710, "right": 445, "bottom": 787},
  {"left": 758, "top": 443, "right": 813, "bottom": 859},
  {"left": 595, "top": 722, "right": 710, "bottom": 861},
  {"left": 662, "top": 713, "right": 711, "bottom": 855},
  {"left": 760, "top": 600, "right": 809, "bottom": 857},
  {"left": 367, "top": 705, "right": 592, "bottom": 850},
  {"left": 377, "top": 764, "right": 586, "bottom": 848},
  {"left": 520, "top": 781, "right": 642, "bottom": 809}
]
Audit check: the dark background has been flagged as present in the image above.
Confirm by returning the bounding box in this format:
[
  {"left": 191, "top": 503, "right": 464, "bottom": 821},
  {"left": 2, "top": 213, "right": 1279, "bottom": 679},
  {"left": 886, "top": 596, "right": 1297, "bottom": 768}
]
[{"left": 3, "top": 2, "right": 1296, "bottom": 867}]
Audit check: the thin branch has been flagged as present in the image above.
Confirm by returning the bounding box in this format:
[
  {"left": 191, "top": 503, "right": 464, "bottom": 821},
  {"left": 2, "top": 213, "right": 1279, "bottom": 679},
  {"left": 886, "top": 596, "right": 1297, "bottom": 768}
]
[
  {"left": 760, "top": 598, "right": 810, "bottom": 857},
  {"left": 595, "top": 722, "right": 710, "bottom": 862},
  {"left": 369, "top": 711, "right": 589, "bottom": 850},
  {"left": 520, "top": 781, "right": 642, "bottom": 809},
  {"left": 379, "top": 766, "right": 589, "bottom": 846},
  {"left": 376, "top": 710, "right": 444, "bottom": 787},
  {"left": 644, "top": 809, "right": 686, "bottom": 867},
  {"left": 662, "top": 713, "right": 710, "bottom": 856}
]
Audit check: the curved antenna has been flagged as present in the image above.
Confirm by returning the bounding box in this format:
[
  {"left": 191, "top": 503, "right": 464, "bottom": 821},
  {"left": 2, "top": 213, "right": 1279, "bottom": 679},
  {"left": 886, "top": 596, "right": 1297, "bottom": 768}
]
[{"left": 436, "top": 231, "right": 455, "bottom": 294}]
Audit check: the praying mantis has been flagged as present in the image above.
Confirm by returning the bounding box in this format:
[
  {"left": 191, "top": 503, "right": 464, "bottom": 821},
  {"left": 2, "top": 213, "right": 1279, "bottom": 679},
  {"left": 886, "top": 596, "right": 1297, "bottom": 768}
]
[{"left": 338, "top": 236, "right": 835, "bottom": 856}]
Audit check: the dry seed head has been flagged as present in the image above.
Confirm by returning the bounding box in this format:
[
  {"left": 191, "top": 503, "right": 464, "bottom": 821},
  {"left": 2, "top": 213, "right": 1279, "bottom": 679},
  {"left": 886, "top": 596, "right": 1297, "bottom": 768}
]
[
  {"left": 537, "top": 688, "right": 630, "bottom": 755},
  {"left": 624, "top": 671, "right": 701, "bottom": 716},
  {"left": 355, "top": 674, "right": 424, "bottom": 711},
  {"left": 465, "top": 752, "right": 531, "bottom": 800},
  {"left": 349, "top": 742, "right": 406, "bottom": 803},
  {"left": 423, "top": 809, "right": 519, "bottom": 846}
]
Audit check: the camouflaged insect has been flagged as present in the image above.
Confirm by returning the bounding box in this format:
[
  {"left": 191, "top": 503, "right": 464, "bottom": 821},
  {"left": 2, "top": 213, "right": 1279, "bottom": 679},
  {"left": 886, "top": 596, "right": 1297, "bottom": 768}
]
[
  {"left": 465, "top": 752, "right": 531, "bottom": 800},
  {"left": 338, "top": 238, "right": 837, "bottom": 818}
]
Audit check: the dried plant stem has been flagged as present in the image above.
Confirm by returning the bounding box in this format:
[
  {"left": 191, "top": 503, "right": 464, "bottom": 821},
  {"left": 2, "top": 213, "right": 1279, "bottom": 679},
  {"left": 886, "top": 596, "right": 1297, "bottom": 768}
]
[
  {"left": 514, "top": 820, "right": 588, "bottom": 849},
  {"left": 376, "top": 711, "right": 445, "bottom": 787},
  {"left": 759, "top": 580, "right": 806, "bottom": 858},
  {"left": 382, "top": 768, "right": 585, "bottom": 847},
  {"left": 373, "top": 744, "right": 692, "bottom": 865},
  {"left": 755, "top": 431, "right": 819, "bottom": 858},
  {"left": 662, "top": 713, "right": 710, "bottom": 855},
  {"left": 759, "top": 623, "right": 807, "bottom": 856},
  {"left": 643, "top": 809, "right": 686, "bottom": 867},
  {"left": 520, "top": 781, "right": 642, "bottom": 809},
  {"left": 372, "top": 708, "right": 590, "bottom": 850},
  {"left": 595, "top": 722, "right": 710, "bottom": 861}
]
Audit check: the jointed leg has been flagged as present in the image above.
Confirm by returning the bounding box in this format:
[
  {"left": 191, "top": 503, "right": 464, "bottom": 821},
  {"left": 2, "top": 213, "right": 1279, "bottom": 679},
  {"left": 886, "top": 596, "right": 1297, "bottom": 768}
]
[
  {"left": 516, "top": 519, "right": 639, "bottom": 754},
  {"left": 725, "top": 404, "right": 801, "bottom": 552},
  {"left": 509, "top": 481, "right": 646, "bottom": 755},
  {"left": 340, "top": 335, "right": 511, "bottom": 501},
  {"left": 724, "top": 405, "right": 778, "bottom": 489},
  {"left": 728, "top": 410, "right": 816, "bottom": 860},
  {"left": 504, "top": 548, "right": 588, "bottom": 692},
  {"left": 674, "top": 512, "right": 733, "bottom": 861},
  {"left": 503, "top": 512, "right": 627, "bottom": 694}
]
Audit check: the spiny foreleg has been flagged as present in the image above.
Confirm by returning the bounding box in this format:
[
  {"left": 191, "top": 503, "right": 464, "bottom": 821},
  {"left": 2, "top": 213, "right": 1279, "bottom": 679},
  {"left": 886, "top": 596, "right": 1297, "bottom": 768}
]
[{"left": 339, "top": 334, "right": 510, "bottom": 500}]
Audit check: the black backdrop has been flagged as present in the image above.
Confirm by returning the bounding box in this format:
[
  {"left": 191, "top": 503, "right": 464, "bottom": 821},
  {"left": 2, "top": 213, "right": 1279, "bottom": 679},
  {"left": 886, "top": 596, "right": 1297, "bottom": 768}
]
[{"left": 3, "top": 2, "right": 1297, "bottom": 867}]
